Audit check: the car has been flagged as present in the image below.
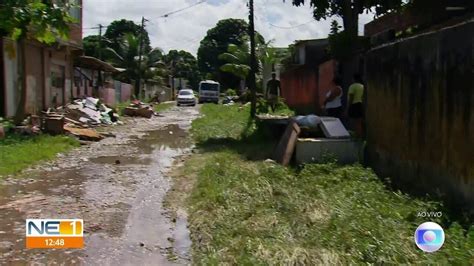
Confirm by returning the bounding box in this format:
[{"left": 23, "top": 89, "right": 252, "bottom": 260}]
[{"left": 176, "top": 89, "right": 196, "bottom": 106}]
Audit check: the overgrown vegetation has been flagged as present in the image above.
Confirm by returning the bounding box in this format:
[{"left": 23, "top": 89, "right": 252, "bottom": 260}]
[
  {"left": 185, "top": 104, "right": 473, "bottom": 264},
  {"left": 256, "top": 97, "right": 294, "bottom": 116},
  {"left": 0, "top": 134, "right": 80, "bottom": 177}
]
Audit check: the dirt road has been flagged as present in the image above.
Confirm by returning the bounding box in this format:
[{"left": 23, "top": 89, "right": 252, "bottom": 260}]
[{"left": 0, "top": 105, "right": 199, "bottom": 265}]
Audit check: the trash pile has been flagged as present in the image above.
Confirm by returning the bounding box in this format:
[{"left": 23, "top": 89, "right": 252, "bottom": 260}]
[
  {"left": 122, "top": 100, "right": 155, "bottom": 118},
  {"left": 59, "top": 97, "right": 120, "bottom": 127}
]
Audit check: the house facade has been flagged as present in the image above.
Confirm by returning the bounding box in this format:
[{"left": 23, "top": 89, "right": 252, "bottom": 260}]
[
  {"left": 0, "top": 0, "right": 83, "bottom": 117},
  {"left": 280, "top": 39, "right": 338, "bottom": 114}
]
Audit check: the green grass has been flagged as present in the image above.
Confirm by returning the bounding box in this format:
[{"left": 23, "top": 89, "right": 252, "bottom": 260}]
[
  {"left": 0, "top": 134, "right": 80, "bottom": 177},
  {"left": 154, "top": 102, "right": 175, "bottom": 113},
  {"left": 185, "top": 103, "right": 474, "bottom": 264},
  {"left": 115, "top": 100, "right": 131, "bottom": 115}
]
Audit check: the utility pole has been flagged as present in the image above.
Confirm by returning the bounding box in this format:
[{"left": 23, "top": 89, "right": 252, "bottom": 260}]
[
  {"left": 248, "top": 0, "right": 257, "bottom": 118},
  {"left": 97, "top": 24, "right": 104, "bottom": 94},
  {"left": 136, "top": 16, "right": 147, "bottom": 99},
  {"left": 97, "top": 24, "right": 103, "bottom": 60}
]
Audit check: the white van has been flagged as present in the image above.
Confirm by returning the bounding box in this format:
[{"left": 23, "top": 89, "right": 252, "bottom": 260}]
[{"left": 198, "top": 80, "right": 220, "bottom": 104}]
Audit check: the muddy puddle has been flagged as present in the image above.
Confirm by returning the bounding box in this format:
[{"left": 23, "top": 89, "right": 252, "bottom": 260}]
[{"left": 0, "top": 106, "right": 198, "bottom": 265}]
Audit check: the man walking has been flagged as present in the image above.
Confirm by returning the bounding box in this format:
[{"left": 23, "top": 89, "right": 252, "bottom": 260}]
[{"left": 266, "top": 73, "right": 281, "bottom": 112}]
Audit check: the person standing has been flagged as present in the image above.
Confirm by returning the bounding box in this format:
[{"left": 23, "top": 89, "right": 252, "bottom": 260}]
[
  {"left": 266, "top": 73, "right": 281, "bottom": 112},
  {"left": 324, "top": 77, "right": 343, "bottom": 118},
  {"left": 347, "top": 73, "right": 365, "bottom": 137}
]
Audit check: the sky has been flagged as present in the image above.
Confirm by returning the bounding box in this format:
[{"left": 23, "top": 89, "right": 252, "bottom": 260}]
[{"left": 83, "top": 0, "right": 375, "bottom": 55}]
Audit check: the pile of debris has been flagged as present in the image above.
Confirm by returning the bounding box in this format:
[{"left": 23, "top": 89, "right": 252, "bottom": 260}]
[
  {"left": 39, "top": 97, "right": 122, "bottom": 141},
  {"left": 59, "top": 97, "right": 120, "bottom": 127},
  {"left": 122, "top": 100, "right": 155, "bottom": 118}
]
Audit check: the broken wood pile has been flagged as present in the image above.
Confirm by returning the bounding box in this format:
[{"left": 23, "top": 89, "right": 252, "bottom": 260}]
[
  {"left": 38, "top": 97, "right": 122, "bottom": 141},
  {"left": 122, "top": 100, "right": 155, "bottom": 118}
]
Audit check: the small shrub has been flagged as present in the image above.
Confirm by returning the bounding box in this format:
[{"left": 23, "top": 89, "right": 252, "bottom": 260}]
[{"left": 225, "top": 88, "right": 237, "bottom": 96}]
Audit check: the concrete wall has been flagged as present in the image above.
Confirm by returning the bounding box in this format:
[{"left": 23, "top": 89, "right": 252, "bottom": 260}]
[
  {"left": 365, "top": 21, "right": 474, "bottom": 208},
  {"left": 3, "top": 39, "right": 18, "bottom": 117},
  {"left": 120, "top": 83, "right": 132, "bottom": 102}
]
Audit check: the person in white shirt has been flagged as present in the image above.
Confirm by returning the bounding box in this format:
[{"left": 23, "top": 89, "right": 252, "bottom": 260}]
[{"left": 324, "top": 77, "right": 343, "bottom": 118}]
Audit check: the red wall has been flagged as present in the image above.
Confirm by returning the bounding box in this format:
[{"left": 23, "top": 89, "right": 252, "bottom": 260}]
[
  {"left": 317, "top": 60, "right": 337, "bottom": 109},
  {"left": 280, "top": 66, "right": 319, "bottom": 113},
  {"left": 280, "top": 60, "right": 337, "bottom": 114}
]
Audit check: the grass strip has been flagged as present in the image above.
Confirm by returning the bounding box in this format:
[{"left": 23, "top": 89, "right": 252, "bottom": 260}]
[
  {"left": 185, "top": 103, "right": 473, "bottom": 264},
  {"left": 0, "top": 134, "right": 80, "bottom": 177}
]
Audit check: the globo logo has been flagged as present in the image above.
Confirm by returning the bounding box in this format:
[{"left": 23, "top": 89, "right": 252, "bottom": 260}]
[{"left": 414, "top": 222, "right": 445, "bottom": 252}]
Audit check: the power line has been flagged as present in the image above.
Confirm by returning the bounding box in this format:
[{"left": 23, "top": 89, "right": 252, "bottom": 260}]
[
  {"left": 269, "top": 19, "right": 316, "bottom": 29},
  {"left": 157, "top": 0, "right": 208, "bottom": 19}
]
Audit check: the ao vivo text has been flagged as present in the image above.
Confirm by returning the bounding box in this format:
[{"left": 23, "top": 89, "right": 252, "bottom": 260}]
[{"left": 417, "top": 211, "right": 443, "bottom": 218}]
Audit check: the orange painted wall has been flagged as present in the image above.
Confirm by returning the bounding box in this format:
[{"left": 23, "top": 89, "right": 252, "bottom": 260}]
[
  {"left": 318, "top": 60, "right": 337, "bottom": 109},
  {"left": 280, "top": 66, "right": 319, "bottom": 113}
]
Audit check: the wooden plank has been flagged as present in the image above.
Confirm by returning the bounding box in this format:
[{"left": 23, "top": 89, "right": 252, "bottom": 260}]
[{"left": 272, "top": 120, "right": 301, "bottom": 166}]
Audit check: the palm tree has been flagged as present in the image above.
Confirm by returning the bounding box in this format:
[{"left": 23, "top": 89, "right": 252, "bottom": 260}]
[
  {"left": 104, "top": 33, "right": 165, "bottom": 98},
  {"left": 219, "top": 41, "right": 285, "bottom": 94},
  {"left": 218, "top": 43, "right": 251, "bottom": 92}
]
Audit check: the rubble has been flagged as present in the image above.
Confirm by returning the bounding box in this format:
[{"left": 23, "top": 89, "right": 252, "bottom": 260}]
[
  {"left": 63, "top": 126, "right": 104, "bottom": 141},
  {"left": 59, "top": 97, "right": 120, "bottom": 127},
  {"left": 122, "top": 100, "right": 155, "bottom": 118}
]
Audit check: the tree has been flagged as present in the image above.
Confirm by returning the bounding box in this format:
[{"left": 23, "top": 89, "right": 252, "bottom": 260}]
[
  {"left": 219, "top": 44, "right": 251, "bottom": 92},
  {"left": 163, "top": 50, "right": 201, "bottom": 90},
  {"left": 104, "top": 19, "right": 152, "bottom": 55},
  {"left": 290, "top": 0, "right": 403, "bottom": 38},
  {"left": 0, "top": 0, "right": 75, "bottom": 123},
  {"left": 104, "top": 33, "right": 164, "bottom": 98},
  {"left": 219, "top": 41, "right": 284, "bottom": 94},
  {"left": 83, "top": 35, "right": 103, "bottom": 59},
  {"left": 197, "top": 18, "right": 265, "bottom": 90}
]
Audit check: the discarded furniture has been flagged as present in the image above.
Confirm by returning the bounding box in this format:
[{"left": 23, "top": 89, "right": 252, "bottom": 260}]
[
  {"left": 123, "top": 107, "right": 154, "bottom": 118},
  {"left": 273, "top": 120, "right": 301, "bottom": 166},
  {"left": 43, "top": 114, "right": 65, "bottom": 135},
  {"left": 319, "top": 117, "right": 350, "bottom": 139},
  {"left": 256, "top": 114, "right": 290, "bottom": 139},
  {"left": 295, "top": 138, "right": 363, "bottom": 164}
]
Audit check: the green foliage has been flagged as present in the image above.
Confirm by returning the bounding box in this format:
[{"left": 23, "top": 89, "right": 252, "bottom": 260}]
[
  {"left": 191, "top": 104, "right": 255, "bottom": 144},
  {"left": 103, "top": 33, "right": 165, "bottom": 95},
  {"left": 104, "top": 19, "right": 152, "bottom": 54},
  {"left": 187, "top": 154, "right": 473, "bottom": 264},
  {"left": 225, "top": 89, "right": 237, "bottom": 96},
  {"left": 219, "top": 43, "right": 251, "bottom": 80},
  {"left": 197, "top": 19, "right": 265, "bottom": 90},
  {"left": 0, "top": 0, "right": 75, "bottom": 43},
  {"left": 82, "top": 35, "right": 102, "bottom": 59},
  {"left": 187, "top": 101, "right": 472, "bottom": 264},
  {"left": 0, "top": 117, "right": 14, "bottom": 132},
  {"left": 0, "top": 134, "right": 80, "bottom": 177},
  {"left": 291, "top": 0, "right": 404, "bottom": 21},
  {"left": 163, "top": 50, "right": 201, "bottom": 90},
  {"left": 256, "top": 97, "right": 294, "bottom": 116}
]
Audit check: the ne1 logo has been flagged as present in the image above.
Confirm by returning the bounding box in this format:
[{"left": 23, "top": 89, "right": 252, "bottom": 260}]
[{"left": 26, "top": 219, "right": 84, "bottom": 249}]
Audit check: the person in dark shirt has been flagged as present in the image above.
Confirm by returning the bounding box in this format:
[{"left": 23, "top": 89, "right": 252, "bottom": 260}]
[{"left": 266, "top": 73, "right": 281, "bottom": 112}]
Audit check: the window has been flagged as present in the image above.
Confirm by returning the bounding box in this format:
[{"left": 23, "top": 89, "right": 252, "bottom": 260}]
[{"left": 179, "top": 90, "right": 193, "bottom": 95}]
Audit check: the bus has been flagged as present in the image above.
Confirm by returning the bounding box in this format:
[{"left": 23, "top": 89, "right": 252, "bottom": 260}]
[{"left": 198, "top": 80, "right": 220, "bottom": 104}]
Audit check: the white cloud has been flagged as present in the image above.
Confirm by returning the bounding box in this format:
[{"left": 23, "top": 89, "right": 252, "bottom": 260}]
[{"left": 83, "top": 0, "right": 375, "bottom": 55}]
